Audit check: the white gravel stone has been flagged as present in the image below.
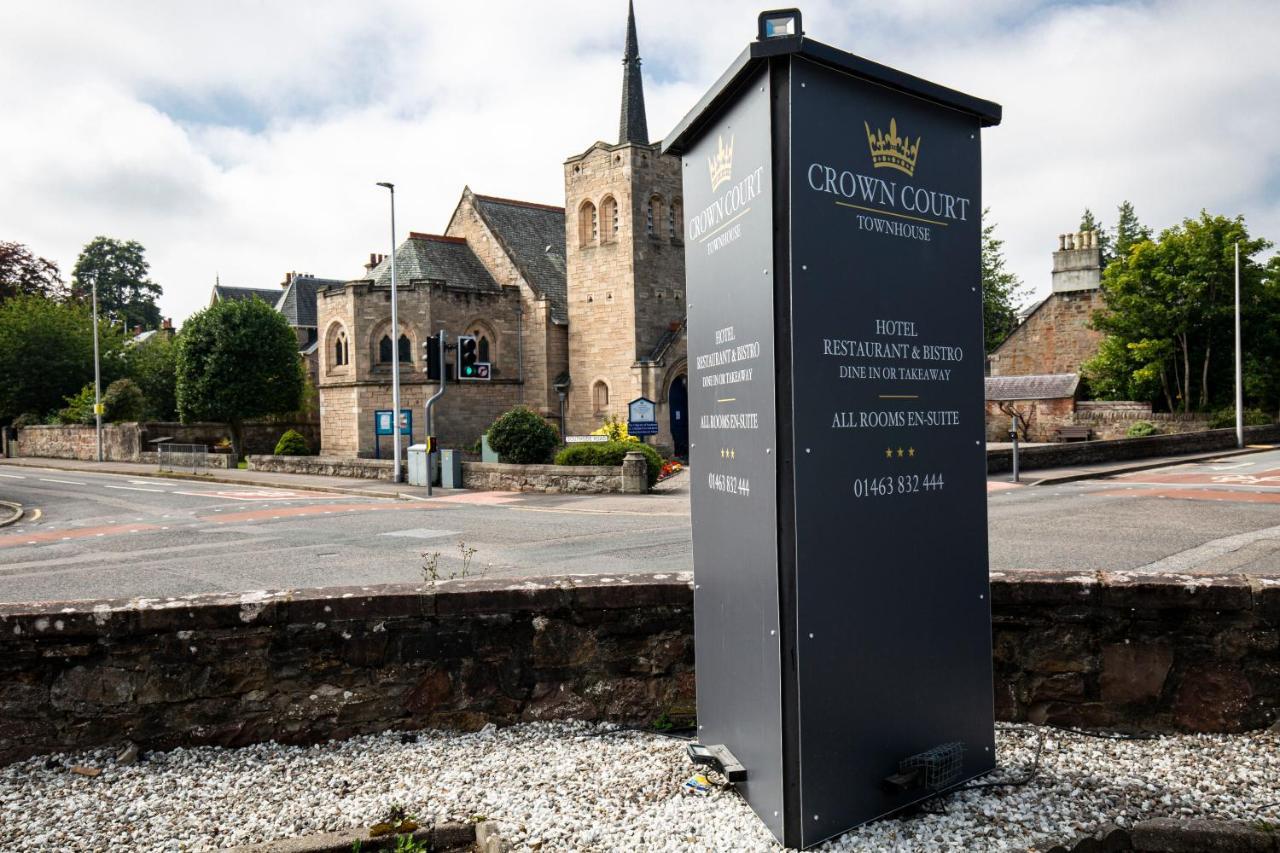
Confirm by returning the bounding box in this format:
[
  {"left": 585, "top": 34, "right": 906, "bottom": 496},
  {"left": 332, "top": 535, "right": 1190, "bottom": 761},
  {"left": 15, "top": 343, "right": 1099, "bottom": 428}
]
[{"left": 0, "top": 722, "right": 1277, "bottom": 851}]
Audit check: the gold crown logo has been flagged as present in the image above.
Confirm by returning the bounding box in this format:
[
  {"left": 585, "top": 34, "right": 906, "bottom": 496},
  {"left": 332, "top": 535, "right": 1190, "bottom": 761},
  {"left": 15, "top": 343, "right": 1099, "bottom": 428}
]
[
  {"left": 707, "top": 134, "right": 734, "bottom": 191},
  {"left": 864, "top": 118, "right": 921, "bottom": 177}
]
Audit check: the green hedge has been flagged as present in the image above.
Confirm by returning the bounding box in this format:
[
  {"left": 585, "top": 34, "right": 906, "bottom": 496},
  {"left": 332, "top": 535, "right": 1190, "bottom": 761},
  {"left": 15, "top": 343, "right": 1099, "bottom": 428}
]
[
  {"left": 1207, "top": 408, "right": 1272, "bottom": 429},
  {"left": 554, "top": 440, "right": 663, "bottom": 487},
  {"left": 487, "top": 406, "right": 560, "bottom": 464}
]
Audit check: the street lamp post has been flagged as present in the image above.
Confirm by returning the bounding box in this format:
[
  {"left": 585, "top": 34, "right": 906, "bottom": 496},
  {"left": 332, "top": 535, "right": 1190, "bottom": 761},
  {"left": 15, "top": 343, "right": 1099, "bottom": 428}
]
[
  {"left": 1234, "top": 240, "right": 1243, "bottom": 449},
  {"left": 91, "top": 279, "right": 103, "bottom": 462},
  {"left": 376, "top": 181, "right": 402, "bottom": 482}
]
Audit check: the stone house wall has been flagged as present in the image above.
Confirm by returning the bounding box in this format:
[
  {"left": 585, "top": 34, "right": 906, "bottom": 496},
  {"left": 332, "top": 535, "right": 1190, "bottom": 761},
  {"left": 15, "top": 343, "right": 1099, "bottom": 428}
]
[
  {"left": 444, "top": 190, "right": 568, "bottom": 419},
  {"left": 2, "top": 570, "right": 1278, "bottom": 765},
  {"left": 989, "top": 289, "right": 1107, "bottom": 377},
  {"left": 460, "top": 462, "right": 627, "bottom": 493},
  {"left": 316, "top": 280, "right": 527, "bottom": 455}
]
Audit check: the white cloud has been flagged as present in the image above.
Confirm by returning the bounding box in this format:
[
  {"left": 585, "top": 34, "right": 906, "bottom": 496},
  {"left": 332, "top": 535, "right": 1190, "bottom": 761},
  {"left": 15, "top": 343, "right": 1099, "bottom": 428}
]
[{"left": 0, "top": 0, "right": 1276, "bottom": 322}]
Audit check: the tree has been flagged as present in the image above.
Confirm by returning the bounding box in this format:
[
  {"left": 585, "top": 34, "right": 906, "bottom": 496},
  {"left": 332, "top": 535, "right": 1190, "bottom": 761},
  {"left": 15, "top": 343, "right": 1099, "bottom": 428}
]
[
  {"left": 0, "top": 241, "right": 67, "bottom": 302},
  {"left": 0, "top": 295, "right": 125, "bottom": 422},
  {"left": 1090, "top": 212, "right": 1271, "bottom": 412},
  {"left": 125, "top": 333, "right": 178, "bottom": 420},
  {"left": 1111, "top": 200, "right": 1152, "bottom": 264},
  {"left": 175, "top": 298, "right": 303, "bottom": 459},
  {"left": 1078, "top": 208, "right": 1113, "bottom": 264},
  {"left": 70, "top": 237, "right": 163, "bottom": 330},
  {"left": 980, "top": 209, "right": 1028, "bottom": 353}
]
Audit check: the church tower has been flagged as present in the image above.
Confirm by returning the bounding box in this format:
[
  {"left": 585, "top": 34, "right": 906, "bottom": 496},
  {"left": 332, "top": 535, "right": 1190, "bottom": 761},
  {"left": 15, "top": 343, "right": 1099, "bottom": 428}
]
[{"left": 564, "top": 0, "right": 688, "bottom": 453}]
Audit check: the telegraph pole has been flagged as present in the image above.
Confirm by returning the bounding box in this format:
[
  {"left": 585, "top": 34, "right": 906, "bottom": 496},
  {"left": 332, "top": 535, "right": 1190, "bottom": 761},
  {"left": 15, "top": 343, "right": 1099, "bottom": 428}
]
[{"left": 1234, "top": 240, "right": 1243, "bottom": 449}]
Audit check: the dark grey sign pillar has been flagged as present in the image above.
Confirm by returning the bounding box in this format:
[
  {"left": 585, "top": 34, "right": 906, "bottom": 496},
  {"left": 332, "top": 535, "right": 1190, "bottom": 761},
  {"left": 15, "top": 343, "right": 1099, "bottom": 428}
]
[{"left": 664, "top": 12, "right": 1002, "bottom": 849}]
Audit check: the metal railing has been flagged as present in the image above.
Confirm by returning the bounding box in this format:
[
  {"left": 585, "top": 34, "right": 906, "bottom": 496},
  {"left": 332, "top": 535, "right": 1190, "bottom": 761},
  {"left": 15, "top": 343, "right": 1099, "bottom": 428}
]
[{"left": 158, "top": 443, "right": 208, "bottom": 474}]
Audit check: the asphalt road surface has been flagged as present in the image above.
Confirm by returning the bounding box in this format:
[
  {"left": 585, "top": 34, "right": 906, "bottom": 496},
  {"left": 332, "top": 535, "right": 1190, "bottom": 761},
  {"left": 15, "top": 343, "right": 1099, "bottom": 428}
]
[{"left": 2, "top": 448, "right": 1278, "bottom": 602}]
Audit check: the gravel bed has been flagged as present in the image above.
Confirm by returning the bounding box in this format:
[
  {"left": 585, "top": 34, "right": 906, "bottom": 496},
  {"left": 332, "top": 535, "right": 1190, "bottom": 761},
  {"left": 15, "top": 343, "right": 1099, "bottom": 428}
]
[{"left": 2, "top": 722, "right": 1278, "bottom": 851}]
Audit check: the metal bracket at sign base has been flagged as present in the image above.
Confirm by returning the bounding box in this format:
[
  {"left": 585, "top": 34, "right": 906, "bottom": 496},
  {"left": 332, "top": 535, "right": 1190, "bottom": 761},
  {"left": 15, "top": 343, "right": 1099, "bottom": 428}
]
[{"left": 687, "top": 743, "right": 747, "bottom": 783}]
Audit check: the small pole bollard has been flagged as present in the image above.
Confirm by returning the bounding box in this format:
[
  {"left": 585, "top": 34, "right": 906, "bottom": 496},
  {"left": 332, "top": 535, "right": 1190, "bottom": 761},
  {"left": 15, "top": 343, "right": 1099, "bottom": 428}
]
[{"left": 1010, "top": 416, "right": 1019, "bottom": 484}]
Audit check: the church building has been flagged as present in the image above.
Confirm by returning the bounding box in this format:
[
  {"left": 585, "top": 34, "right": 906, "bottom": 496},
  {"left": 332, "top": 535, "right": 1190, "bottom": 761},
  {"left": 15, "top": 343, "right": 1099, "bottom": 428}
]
[{"left": 313, "top": 2, "right": 688, "bottom": 458}]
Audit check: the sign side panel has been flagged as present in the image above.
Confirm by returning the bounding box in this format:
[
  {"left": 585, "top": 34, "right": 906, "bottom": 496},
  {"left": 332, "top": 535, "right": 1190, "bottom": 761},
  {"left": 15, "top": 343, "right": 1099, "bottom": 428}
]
[
  {"left": 684, "top": 67, "right": 786, "bottom": 842},
  {"left": 787, "top": 57, "right": 996, "bottom": 846}
]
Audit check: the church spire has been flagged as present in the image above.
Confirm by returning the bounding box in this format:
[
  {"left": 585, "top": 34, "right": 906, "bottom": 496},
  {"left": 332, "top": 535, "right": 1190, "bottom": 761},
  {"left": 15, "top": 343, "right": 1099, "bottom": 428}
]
[{"left": 618, "top": 0, "right": 649, "bottom": 145}]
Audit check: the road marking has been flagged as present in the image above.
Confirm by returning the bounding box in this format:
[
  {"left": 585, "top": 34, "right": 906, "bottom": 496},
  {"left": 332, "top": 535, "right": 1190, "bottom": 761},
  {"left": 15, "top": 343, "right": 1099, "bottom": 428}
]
[
  {"left": 1131, "top": 522, "right": 1280, "bottom": 573},
  {"left": 195, "top": 502, "right": 423, "bottom": 524},
  {"left": 0, "top": 473, "right": 25, "bottom": 479},
  {"left": 382, "top": 528, "right": 461, "bottom": 540},
  {"left": 104, "top": 485, "right": 166, "bottom": 493},
  {"left": 1098, "top": 487, "right": 1280, "bottom": 504},
  {"left": 39, "top": 478, "right": 86, "bottom": 485},
  {"left": 0, "top": 522, "right": 161, "bottom": 548}
]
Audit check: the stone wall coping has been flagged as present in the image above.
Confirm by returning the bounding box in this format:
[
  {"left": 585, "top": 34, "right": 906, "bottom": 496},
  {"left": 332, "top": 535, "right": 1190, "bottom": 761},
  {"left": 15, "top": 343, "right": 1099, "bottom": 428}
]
[
  {"left": 0, "top": 572, "right": 696, "bottom": 636},
  {"left": 246, "top": 454, "right": 394, "bottom": 467},
  {"left": 3, "top": 570, "right": 1276, "bottom": 637},
  {"left": 462, "top": 461, "right": 621, "bottom": 475}
]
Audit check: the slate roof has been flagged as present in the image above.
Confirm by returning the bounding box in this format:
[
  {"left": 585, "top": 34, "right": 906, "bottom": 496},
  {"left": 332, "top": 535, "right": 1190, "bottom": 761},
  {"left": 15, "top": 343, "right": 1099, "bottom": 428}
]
[
  {"left": 212, "top": 285, "right": 278, "bottom": 304},
  {"left": 985, "top": 373, "right": 1080, "bottom": 401},
  {"left": 618, "top": 0, "right": 649, "bottom": 145},
  {"left": 646, "top": 320, "right": 685, "bottom": 363},
  {"left": 366, "top": 234, "right": 500, "bottom": 294},
  {"left": 277, "top": 276, "right": 344, "bottom": 328},
  {"left": 472, "top": 195, "right": 568, "bottom": 323}
]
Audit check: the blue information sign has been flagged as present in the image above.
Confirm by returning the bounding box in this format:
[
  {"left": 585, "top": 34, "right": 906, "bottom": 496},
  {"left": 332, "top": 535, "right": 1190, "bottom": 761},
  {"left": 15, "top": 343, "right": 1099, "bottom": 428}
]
[
  {"left": 375, "top": 409, "right": 413, "bottom": 436},
  {"left": 628, "top": 420, "right": 660, "bottom": 436}
]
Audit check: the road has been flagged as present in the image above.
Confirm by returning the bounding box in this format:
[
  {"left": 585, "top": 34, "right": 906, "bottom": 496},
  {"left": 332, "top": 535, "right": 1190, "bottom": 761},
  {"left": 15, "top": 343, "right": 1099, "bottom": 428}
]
[
  {"left": 1, "top": 448, "right": 1278, "bottom": 602},
  {"left": 0, "top": 467, "right": 691, "bottom": 603}
]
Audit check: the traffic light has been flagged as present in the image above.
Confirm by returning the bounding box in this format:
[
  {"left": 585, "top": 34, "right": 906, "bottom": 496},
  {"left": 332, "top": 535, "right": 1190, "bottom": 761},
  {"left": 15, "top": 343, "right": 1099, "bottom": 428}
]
[
  {"left": 423, "top": 334, "right": 441, "bottom": 380},
  {"left": 457, "top": 334, "right": 478, "bottom": 379},
  {"left": 422, "top": 333, "right": 442, "bottom": 379}
]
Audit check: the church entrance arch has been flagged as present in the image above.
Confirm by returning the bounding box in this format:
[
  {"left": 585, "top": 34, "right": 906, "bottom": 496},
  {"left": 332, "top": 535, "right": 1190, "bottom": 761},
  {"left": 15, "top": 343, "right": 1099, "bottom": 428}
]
[{"left": 669, "top": 373, "right": 688, "bottom": 458}]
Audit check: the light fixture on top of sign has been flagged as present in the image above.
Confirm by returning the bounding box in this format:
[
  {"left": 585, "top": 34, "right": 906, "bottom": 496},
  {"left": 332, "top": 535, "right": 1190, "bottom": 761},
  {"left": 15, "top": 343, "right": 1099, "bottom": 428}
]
[{"left": 757, "top": 8, "right": 803, "bottom": 41}]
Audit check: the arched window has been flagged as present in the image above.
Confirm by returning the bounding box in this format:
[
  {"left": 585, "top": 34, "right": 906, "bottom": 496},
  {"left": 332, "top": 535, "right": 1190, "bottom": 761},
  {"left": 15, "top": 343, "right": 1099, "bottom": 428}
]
[
  {"left": 478, "top": 336, "right": 490, "bottom": 363},
  {"left": 600, "top": 196, "right": 618, "bottom": 243},
  {"left": 647, "top": 195, "right": 663, "bottom": 238},
  {"left": 329, "top": 326, "right": 349, "bottom": 367},
  {"left": 579, "top": 200, "right": 597, "bottom": 247},
  {"left": 592, "top": 380, "right": 609, "bottom": 414},
  {"left": 378, "top": 335, "right": 392, "bottom": 363},
  {"left": 466, "top": 321, "right": 498, "bottom": 370},
  {"left": 669, "top": 198, "right": 683, "bottom": 240},
  {"left": 398, "top": 334, "right": 411, "bottom": 363}
]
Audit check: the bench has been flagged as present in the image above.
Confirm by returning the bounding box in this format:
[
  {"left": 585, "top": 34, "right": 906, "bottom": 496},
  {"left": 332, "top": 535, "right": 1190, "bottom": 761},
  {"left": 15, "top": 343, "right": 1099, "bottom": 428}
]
[{"left": 1056, "top": 425, "right": 1093, "bottom": 442}]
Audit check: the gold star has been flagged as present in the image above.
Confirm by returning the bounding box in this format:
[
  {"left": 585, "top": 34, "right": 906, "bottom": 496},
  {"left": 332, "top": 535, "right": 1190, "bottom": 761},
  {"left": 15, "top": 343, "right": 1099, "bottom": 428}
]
[
  {"left": 908, "top": 447, "right": 916, "bottom": 457},
  {"left": 730, "top": 449, "right": 735, "bottom": 460},
  {"left": 897, "top": 447, "right": 905, "bottom": 458},
  {"left": 884, "top": 447, "right": 893, "bottom": 459}
]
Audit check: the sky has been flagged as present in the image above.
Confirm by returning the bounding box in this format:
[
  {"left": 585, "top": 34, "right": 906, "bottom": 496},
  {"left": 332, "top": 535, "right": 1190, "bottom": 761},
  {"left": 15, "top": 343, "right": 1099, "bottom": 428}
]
[{"left": 1, "top": 0, "right": 1277, "bottom": 324}]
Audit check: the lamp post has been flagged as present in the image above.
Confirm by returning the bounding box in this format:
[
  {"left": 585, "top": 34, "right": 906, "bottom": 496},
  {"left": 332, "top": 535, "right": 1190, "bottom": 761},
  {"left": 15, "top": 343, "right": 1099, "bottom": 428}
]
[
  {"left": 91, "top": 278, "right": 103, "bottom": 462},
  {"left": 376, "top": 181, "right": 402, "bottom": 482},
  {"left": 1234, "top": 240, "right": 1243, "bottom": 449}
]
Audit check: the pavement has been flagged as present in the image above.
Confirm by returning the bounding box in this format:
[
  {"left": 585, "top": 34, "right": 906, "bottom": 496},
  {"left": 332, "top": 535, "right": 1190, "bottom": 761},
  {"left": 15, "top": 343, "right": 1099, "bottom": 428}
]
[{"left": 2, "top": 445, "right": 1279, "bottom": 603}]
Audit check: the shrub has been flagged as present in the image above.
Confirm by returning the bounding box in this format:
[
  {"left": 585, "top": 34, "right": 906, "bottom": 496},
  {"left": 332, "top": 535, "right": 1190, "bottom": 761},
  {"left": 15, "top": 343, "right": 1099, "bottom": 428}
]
[
  {"left": 10, "top": 412, "right": 41, "bottom": 428},
  {"left": 555, "top": 440, "right": 663, "bottom": 487},
  {"left": 102, "top": 378, "right": 145, "bottom": 422},
  {"left": 1125, "top": 421, "right": 1158, "bottom": 438},
  {"left": 274, "top": 429, "right": 311, "bottom": 456},
  {"left": 590, "top": 414, "right": 639, "bottom": 443},
  {"left": 1208, "top": 407, "right": 1272, "bottom": 429},
  {"left": 486, "top": 406, "right": 559, "bottom": 464}
]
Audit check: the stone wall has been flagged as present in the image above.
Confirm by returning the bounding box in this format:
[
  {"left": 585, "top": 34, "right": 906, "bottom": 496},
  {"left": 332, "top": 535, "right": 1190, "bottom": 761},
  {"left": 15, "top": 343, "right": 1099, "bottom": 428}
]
[
  {"left": 14, "top": 422, "right": 319, "bottom": 461},
  {"left": 984, "top": 400, "right": 1215, "bottom": 443},
  {"left": 992, "top": 570, "right": 1280, "bottom": 733},
  {"left": 461, "top": 461, "right": 626, "bottom": 493},
  {"left": 247, "top": 455, "right": 397, "bottom": 480},
  {"left": 987, "top": 423, "right": 1280, "bottom": 474},
  {"left": 1, "top": 570, "right": 1277, "bottom": 765},
  {"left": 0, "top": 575, "right": 695, "bottom": 765}
]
